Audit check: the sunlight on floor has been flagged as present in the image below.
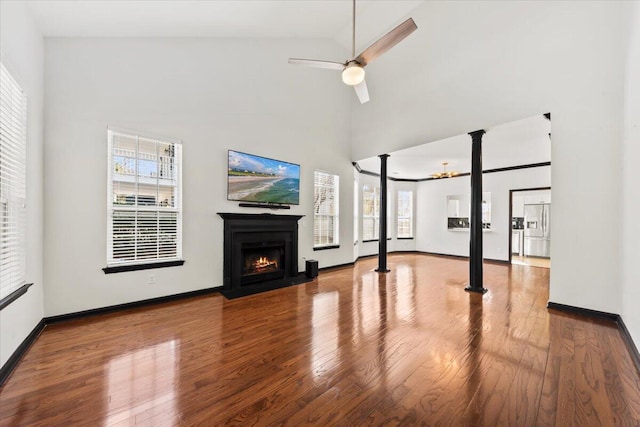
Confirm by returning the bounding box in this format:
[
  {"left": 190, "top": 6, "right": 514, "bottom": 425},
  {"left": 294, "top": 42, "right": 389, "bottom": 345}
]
[{"left": 512, "top": 255, "right": 550, "bottom": 269}]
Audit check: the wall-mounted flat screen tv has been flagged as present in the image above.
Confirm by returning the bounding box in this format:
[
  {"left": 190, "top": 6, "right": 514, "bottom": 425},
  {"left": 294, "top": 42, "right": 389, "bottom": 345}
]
[{"left": 227, "top": 150, "right": 300, "bottom": 205}]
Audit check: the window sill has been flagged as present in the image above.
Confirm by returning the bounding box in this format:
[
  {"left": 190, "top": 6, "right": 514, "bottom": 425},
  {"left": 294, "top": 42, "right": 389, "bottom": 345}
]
[
  {"left": 103, "top": 260, "right": 185, "bottom": 274},
  {"left": 313, "top": 245, "right": 340, "bottom": 251},
  {"left": 397, "top": 237, "right": 414, "bottom": 240},
  {"left": 362, "top": 238, "right": 392, "bottom": 243},
  {"left": 0, "top": 283, "right": 34, "bottom": 311}
]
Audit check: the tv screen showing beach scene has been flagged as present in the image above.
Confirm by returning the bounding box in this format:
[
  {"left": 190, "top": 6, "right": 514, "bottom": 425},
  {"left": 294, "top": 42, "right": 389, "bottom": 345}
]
[{"left": 227, "top": 150, "right": 300, "bottom": 205}]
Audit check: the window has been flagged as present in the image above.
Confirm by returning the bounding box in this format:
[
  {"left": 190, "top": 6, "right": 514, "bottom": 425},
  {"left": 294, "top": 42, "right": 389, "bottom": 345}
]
[
  {"left": 107, "top": 129, "right": 182, "bottom": 268},
  {"left": 353, "top": 179, "right": 358, "bottom": 243},
  {"left": 397, "top": 190, "right": 414, "bottom": 238},
  {"left": 313, "top": 171, "right": 339, "bottom": 248},
  {"left": 0, "top": 63, "right": 27, "bottom": 299},
  {"left": 362, "top": 184, "right": 380, "bottom": 241}
]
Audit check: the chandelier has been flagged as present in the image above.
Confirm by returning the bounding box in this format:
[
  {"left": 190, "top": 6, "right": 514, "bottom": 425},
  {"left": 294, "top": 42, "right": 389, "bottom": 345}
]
[{"left": 431, "top": 162, "right": 459, "bottom": 179}]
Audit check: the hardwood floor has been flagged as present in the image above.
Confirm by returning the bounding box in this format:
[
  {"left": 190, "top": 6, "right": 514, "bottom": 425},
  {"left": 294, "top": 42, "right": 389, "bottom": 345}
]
[
  {"left": 512, "top": 255, "right": 551, "bottom": 269},
  {"left": 2, "top": 253, "right": 640, "bottom": 426}
]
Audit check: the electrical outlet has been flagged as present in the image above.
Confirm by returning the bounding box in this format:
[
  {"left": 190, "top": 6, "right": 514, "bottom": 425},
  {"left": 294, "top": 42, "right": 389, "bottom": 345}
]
[{"left": 148, "top": 274, "right": 156, "bottom": 284}]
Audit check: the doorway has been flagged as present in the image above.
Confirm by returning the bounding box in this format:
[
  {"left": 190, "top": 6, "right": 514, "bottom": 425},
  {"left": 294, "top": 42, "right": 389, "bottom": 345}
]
[{"left": 509, "top": 187, "right": 551, "bottom": 268}]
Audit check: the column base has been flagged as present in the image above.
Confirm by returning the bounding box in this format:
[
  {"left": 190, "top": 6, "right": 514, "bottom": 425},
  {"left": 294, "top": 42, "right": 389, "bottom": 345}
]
[
  {"left": 375, "top": 268, "right": 391, "bottom": 273},
  {"left": 464, "top": 285, "right": 488, "bottom": 294}
]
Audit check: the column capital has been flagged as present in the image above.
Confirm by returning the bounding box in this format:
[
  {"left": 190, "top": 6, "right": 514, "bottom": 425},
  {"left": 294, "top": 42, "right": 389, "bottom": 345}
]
[
  {"left": 378, "top": 153, "right": 390, "bottom": 159},
  {"left": 468, "top": 129, "right": 486, "bottom": 141}
]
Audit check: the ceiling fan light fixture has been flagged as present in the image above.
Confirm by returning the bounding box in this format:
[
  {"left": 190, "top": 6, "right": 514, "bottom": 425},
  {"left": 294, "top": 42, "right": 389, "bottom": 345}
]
[
  {"left": 288, "top": 0, "right": 416, "bottom": 103},
  {"left": 342, "top": 63, "right": 365, "bottom": 86}
]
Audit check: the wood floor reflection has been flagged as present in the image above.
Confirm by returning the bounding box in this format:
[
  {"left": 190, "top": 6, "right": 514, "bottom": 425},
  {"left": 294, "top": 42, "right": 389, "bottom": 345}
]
[{"left": 2, "top": 254, "right": 640, "bottom": 426}]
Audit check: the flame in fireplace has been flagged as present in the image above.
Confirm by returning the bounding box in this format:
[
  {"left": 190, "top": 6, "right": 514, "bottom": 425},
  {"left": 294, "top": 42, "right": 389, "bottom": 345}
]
[
  {"left": 256, "top": 257, "right": 275, "bottom": 268},
  {"left": 250, "top": 256, "right": 279, "bottom": 274}
]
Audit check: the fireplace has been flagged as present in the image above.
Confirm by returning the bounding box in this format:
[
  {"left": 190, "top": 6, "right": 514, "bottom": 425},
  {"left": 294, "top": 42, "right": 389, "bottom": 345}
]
[
  {"left": 241, "top": 241, "right": 285, "bottom": 285},
  {"left": 218, "top": 213, "right": 304, "bottom": 296}
]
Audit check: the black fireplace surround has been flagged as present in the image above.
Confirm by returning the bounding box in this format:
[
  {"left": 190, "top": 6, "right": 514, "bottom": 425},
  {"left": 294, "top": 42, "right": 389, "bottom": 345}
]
[{"left": 218, "top": 213, "right": 306, "bottom": 298}]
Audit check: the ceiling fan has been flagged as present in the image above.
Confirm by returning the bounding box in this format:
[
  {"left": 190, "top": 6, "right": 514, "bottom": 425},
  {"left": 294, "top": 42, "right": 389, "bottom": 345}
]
[{"left": 288, "top": 0, "right": 417, "bottom": 104}]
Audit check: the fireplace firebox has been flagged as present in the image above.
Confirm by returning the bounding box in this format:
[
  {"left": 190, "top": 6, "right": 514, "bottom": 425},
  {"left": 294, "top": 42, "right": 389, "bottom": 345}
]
[
  {"left": 241, "top": 242, "right": 285, "bottom": 285},
  {"left": 218, "top": 213, "right": 304, "bottom": 296}
]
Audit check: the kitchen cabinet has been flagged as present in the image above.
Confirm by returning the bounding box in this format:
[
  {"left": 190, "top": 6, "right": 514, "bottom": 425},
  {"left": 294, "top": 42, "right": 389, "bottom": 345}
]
[
  {"left": 447, "top": 197, "right": 461, "bottom": 217},
  {"left": 447, "top": 193, "right": 491, "bottom": 230},
  {"left": 512, "top": 195, "right": 525, "bottom": 217},
  {"left": 524, "top": 190, "right": 551, "bottom": 205},
  {"left": 512, "top": 230, "right": 523, "bottom": 255}
]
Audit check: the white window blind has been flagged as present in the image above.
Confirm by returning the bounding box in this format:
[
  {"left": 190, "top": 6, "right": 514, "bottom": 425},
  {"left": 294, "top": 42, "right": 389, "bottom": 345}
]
[
  {"left": 397, "top": 190, "right": 413, "bottom": 238},
  {"left": 107, "top": 129, "right": 182, "bottom": 266},
  {"left": 314, "top": 171, "right": 339, "bottom": 247},
  {"left": 362, "top": 184, "right": 380, "bottom": 241},
  {"left": 0, "top": 63, "right": 27, "bottom": 299}
]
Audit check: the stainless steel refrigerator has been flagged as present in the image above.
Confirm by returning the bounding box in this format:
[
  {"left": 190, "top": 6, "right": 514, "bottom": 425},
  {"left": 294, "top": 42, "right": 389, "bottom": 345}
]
[{"left": 524, "top": 203, "right": 551, "bottom": 258}]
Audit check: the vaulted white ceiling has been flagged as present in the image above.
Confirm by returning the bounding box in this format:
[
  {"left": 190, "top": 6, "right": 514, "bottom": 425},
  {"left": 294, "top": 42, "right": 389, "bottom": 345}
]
[
  {"left": 25, "top": 0, "right": 423, "bottom": 51},
  {"left": 22, "top": 1, "right": 549, "bottom": 178}
]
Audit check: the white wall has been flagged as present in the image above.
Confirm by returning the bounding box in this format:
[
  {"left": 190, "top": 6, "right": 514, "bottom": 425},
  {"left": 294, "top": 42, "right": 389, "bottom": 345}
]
[
  {"left": 0, "top": 1, "right": 45, "bottom": 368},
  {"left": 351, "top": 1, "right": 630, "bottom": 314},
  {"left": 415, "top": 166, "right": 551, "bottom": 261},
  {"left": 621, "top": 3, "right": 640, "bottom": 346},
  {"left": 43, "top": 37, "right": 353, "bottom": 316}
]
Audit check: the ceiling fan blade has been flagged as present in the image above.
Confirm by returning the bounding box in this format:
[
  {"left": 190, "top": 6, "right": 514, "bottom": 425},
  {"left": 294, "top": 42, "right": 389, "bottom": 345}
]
[
  {"left": 288, "top": 58, "right": 345, "bottom": 71},
  {"left": 353, "top": 80, "right": 370, "bottom": 104},
  {"left": 354, "top": 18, "right": 417, "bottom": 66}
]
